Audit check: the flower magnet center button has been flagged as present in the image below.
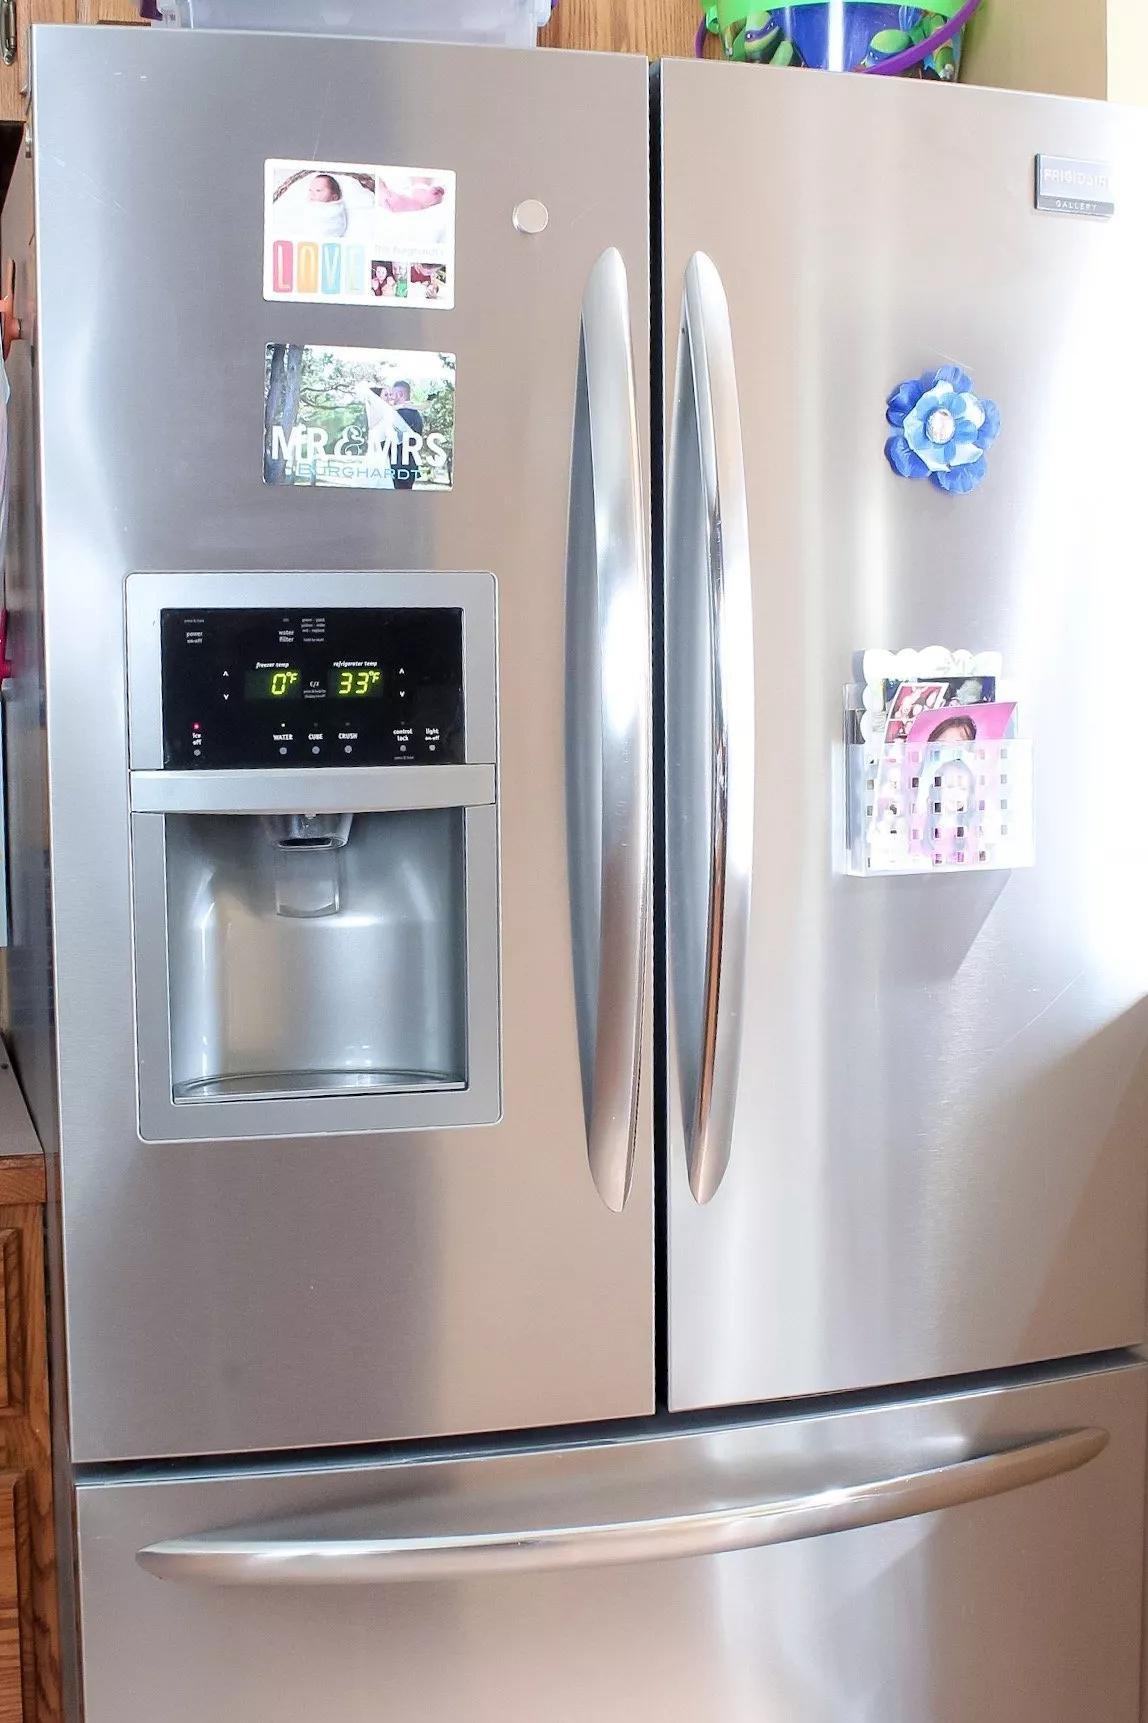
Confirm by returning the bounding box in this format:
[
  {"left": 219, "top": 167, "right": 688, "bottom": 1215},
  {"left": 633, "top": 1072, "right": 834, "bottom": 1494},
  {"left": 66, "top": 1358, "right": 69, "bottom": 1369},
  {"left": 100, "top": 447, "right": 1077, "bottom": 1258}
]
[{"left": 926, "top": 407, "right": 956, "bottom": 445}]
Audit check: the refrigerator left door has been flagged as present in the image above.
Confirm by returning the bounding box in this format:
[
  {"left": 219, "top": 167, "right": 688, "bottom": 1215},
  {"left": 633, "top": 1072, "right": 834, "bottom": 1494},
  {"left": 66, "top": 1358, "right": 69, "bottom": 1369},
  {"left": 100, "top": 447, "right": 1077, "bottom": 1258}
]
[{"left": 16, "top": 28, "right": 653, "bottom": 1461}]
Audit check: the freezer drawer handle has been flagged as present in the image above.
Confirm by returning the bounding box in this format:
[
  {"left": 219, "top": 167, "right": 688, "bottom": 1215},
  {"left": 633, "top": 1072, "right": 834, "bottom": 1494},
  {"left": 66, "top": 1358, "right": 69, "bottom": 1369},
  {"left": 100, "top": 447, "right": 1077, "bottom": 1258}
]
[
  {"left": 567, "top": 246, "right": 650, "bottom": 1213},
  {"left": 135, "top": 1426, "right": 1106, "bottom": 1586},
  {"left": 670, "top": 252, "right": 754, "bottom": 1205}
]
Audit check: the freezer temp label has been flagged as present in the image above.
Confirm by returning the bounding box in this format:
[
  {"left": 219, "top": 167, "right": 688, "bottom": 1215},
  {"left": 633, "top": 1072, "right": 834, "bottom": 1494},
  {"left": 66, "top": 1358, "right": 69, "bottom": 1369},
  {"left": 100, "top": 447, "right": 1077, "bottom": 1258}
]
[
  {"left": 264, "top": 159, "right": 456, "bottom": 309},
  {"left": 264, "top": 344, "right": 455, "bottom": 490}
]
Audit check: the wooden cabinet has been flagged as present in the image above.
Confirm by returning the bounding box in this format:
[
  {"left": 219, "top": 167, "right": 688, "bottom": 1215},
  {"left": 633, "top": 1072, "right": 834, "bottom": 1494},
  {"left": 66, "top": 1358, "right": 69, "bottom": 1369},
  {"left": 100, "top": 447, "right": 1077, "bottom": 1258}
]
[
  {"left": 0, "top": 1067, "right": 57, "bottom": 1723},
  {"left": 0, "top": 0, "right": 144, "bottom": 123},
  {"left": 541, "top": 0, "right": 699, "bottom": 57},
  {"left": 75, "top": 0, "right": 145, "bottom": 22}
]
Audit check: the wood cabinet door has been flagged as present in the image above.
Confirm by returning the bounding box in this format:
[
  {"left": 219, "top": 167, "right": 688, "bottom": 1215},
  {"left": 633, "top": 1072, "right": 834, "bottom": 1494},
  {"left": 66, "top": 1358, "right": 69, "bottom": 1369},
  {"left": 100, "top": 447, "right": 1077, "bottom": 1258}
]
[{"left": 0, "top": 1473, "right": 23, "bottom": 1723}]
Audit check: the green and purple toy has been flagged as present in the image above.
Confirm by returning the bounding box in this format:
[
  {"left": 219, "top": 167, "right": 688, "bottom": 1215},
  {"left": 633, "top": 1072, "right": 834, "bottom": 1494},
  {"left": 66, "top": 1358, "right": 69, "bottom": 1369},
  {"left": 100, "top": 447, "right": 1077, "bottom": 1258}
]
[{"left": 699, "top": 0, "right": 983, "bottom": 78}]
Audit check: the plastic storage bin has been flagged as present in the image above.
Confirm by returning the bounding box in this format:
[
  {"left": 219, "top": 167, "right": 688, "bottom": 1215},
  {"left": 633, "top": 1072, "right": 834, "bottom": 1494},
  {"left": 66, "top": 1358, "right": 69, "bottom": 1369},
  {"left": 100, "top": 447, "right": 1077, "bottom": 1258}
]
[{"left": 156, "top": 0, "right": 552, "bottom": 46}]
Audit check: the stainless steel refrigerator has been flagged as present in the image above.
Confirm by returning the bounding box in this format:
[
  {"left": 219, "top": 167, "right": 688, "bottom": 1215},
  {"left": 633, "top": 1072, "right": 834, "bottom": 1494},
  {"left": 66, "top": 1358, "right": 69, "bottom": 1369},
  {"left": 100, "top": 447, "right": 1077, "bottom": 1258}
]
[{"left": 4, "top": 26, "right": 1147, "bottom": 1722}]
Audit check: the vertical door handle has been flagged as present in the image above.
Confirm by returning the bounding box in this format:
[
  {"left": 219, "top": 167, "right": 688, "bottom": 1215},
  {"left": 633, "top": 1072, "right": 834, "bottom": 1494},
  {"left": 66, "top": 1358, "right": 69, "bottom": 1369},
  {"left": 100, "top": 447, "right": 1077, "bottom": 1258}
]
[
  {"left": 667, "top": 253, "right": 754, "bottom": 1205},
  {"left": 568, "top": 247, "right": 650, "bottom": 1212},
  {"left": 0, "top": 0, "right": 15, "bottom": 68}
]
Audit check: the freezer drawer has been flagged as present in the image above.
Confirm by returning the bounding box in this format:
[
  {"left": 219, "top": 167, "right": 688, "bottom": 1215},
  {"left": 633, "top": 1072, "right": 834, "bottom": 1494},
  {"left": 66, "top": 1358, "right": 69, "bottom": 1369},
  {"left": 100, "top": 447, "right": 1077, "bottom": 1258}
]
[{"left": 76, "top": 1359, "right": 1145, "bottom": 1722}]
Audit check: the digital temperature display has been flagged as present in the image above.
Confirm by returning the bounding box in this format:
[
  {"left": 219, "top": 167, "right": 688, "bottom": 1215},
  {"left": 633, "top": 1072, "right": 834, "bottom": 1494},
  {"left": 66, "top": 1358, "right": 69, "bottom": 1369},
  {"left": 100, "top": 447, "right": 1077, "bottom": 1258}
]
[
  {"left": 161, "top": 607, "right": 464, "bottom": 768},
  {"left": 329, "top": 668, "right": 384, "bottom": 698},
  {"left": 245, "top": 668, "right": 301, "bottom": 699}
]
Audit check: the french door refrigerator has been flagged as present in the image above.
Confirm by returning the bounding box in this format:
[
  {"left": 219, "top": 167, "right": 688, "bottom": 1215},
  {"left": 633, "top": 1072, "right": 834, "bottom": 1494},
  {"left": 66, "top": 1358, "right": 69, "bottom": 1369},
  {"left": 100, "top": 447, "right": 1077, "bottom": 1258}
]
[{"left": 4, "top": 26, "right": 1147, "bottom": 1723}]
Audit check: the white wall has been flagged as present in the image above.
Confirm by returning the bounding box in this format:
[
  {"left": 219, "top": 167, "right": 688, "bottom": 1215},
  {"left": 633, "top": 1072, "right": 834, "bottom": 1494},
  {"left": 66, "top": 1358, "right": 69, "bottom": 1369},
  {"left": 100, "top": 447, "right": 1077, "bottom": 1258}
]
[{"left": 960, "top": 0, "right": 1148, "bottom": 104}]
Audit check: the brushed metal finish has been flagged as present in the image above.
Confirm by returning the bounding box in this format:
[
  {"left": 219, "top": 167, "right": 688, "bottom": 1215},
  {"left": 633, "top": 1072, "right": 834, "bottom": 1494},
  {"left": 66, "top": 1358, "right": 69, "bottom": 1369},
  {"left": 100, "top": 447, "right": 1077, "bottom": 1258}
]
[
  {"left": 661, "top": 62, "right": 1148, "bottom": 1409},
  {"left": 131, "top": 802, "right": 501, "bottom": 1141},
  {"left": 136, "top": 1424, "right": 1106, "bottom": 1585},
  {"left": 577, "top": 249, "right": 650, "bottom": 1213},
  {"left": 129, "top": 764, "right": 496, "bottom": 814},
  {"left": 668, "top": 253, "right": 754, "bottom": 1206},
  {"left": 19, "top": 28, "right": 653, "bottom": 1460},
  {"left": 161, "top": 809, "right": 470, "bottom": 1109},
  {"left": 77, "top": 1361, "right": 1146, "bottom": 1721}
]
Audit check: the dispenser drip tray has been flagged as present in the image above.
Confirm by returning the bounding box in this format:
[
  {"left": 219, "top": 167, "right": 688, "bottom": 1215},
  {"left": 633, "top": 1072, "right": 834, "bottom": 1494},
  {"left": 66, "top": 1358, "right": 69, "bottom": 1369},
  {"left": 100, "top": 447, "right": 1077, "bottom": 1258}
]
[{"left": 174, "top": 1068, "right": 467, "bottom": 1102}]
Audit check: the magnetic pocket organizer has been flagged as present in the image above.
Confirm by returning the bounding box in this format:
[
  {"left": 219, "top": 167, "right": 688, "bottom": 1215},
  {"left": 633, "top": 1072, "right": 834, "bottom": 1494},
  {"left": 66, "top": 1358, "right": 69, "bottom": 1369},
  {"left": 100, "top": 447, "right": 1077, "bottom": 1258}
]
[{"left": 846, "top": 737, "right": 1034, "bottom": 876}]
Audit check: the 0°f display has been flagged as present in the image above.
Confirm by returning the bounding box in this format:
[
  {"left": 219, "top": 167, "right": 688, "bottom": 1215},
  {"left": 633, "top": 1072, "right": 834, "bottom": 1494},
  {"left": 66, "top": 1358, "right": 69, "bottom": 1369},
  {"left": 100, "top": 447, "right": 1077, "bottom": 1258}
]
[{"left": 243, "top": 666, "right": 385, "bottom": 699}]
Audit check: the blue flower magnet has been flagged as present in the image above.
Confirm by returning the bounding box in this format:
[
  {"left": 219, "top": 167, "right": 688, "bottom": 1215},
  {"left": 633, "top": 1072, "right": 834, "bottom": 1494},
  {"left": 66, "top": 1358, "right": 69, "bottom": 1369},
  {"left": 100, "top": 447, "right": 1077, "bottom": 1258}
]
[{"left": 885, "top": 366, "right": 1000, "bottom": 495}]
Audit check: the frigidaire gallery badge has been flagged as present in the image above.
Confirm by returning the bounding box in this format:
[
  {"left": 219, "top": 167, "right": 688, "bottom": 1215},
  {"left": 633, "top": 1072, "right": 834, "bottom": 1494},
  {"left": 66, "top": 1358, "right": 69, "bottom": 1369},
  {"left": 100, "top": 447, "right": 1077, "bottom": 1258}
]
[{"left": 1035, "top": 155, "right": 1115, "bottom": 219}]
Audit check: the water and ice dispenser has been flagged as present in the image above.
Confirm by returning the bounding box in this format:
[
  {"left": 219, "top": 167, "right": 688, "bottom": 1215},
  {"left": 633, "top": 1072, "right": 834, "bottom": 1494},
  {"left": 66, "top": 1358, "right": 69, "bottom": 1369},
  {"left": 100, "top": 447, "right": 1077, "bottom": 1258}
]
[{"left": 125, "top": 572, "right": 500, "bottom": 1141}]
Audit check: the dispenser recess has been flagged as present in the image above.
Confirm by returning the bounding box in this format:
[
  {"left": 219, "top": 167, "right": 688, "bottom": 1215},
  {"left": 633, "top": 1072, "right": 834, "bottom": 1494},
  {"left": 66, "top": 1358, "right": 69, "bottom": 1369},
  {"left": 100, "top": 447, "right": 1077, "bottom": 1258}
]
[{"left": 125, "top": 570, "right": 500, "bottom": 1142}]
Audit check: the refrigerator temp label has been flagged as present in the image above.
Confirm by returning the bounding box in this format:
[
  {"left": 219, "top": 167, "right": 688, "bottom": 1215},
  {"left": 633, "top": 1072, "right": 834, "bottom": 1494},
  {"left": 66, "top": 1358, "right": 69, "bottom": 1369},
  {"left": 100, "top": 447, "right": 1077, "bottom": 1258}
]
[
  {"left": 264, "top": 344, "right": 455, "bottom": 490},
  {"left": 1035, "top": 156, "right": 1114, "bottom": 219},
  {"left": 264, "top": 159, "right": 456, "bottom": 309}
]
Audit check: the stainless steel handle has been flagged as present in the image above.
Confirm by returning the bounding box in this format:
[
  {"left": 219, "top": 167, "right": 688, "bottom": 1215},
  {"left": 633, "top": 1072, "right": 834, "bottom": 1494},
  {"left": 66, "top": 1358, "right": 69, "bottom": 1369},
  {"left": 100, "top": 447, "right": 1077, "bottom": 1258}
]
[
  {"left": 573, "top": 247, "right": 650, "bottom": 1213},
  {"left": 130, "top": 764, "right": 495, "bottom": 816},
  {"left": 1, "top": 0, "right": 16, "bottom": 69},
  {"left": 137, "top": 1426, "right": 1107, "bottom": 1587},
  {"left": 671, "top": 253, "right": 754, "bottom": 1205}
]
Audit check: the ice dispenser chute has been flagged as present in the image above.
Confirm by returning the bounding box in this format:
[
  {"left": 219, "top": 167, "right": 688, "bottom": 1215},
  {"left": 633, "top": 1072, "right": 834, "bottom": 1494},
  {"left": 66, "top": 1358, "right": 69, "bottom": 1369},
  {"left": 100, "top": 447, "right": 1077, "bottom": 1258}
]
[
  {"left": 124, "top": 571, "right": 500, "bottom": 1143},
  {"left": 263, "top": 811, "right": 353, "bottom": 919}
]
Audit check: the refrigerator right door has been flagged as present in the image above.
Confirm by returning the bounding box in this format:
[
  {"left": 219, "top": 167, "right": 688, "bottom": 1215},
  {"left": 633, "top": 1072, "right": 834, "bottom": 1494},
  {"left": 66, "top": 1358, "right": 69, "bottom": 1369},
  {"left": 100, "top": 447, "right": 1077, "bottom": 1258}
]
[{"left": 661, "top": 61, "right": 1148, "bottom": 1410}]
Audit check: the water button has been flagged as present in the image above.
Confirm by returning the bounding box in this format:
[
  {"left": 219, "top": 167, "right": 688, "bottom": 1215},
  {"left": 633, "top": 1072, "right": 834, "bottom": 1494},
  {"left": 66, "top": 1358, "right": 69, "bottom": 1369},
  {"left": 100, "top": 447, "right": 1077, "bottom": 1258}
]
[{"left": 279, "top": 746, "right": 288, "bottom": 756}]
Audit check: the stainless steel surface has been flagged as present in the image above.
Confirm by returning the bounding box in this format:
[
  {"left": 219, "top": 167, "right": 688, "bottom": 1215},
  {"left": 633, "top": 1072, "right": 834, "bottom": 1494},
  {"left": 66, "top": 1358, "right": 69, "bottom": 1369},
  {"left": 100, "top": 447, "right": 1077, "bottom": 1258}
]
[
  {"left": 130, "top": 764, "right": 496, "bottom": 814},
  {"left": 124, "top": 569, "right": 497, "bottom": 771},
  {"left": 661, "top": 62, "right": 1148, "bottom": 1410},
  {"left": 78, "top": 1361, "right": 1145, "bottom": 1721},
  {"left": 156, "top": 808, "right": 473, "bottom": 1122},
  {"left": 17, "top": 28, "right": 653, "bottom": 1459},
  {"left": 667, "top": 252, "right": 754, "bottom": 1206},
  {"left": 573, "top": 248, "right": 649, "bottom": 1213},
  {"left": 132, "top": 800, "right": 500, "bottom": 1139},
  {"left": 137, "top": 1424, "right": 1106, "bottom": 1585}
]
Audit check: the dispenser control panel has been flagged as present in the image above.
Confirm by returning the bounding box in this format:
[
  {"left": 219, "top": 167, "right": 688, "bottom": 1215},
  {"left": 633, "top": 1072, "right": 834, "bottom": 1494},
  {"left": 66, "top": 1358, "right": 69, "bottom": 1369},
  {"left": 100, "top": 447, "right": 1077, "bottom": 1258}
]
[{"left": 160, "top": 607, "right": 465, "bottom": 768}]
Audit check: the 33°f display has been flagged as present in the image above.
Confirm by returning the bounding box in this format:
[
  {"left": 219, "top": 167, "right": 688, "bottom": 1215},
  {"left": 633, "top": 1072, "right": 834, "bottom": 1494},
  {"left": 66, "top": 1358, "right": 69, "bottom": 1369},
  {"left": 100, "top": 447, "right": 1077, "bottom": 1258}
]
[{"left": 330, "top": 668, "right": 384, "bottom": 697}]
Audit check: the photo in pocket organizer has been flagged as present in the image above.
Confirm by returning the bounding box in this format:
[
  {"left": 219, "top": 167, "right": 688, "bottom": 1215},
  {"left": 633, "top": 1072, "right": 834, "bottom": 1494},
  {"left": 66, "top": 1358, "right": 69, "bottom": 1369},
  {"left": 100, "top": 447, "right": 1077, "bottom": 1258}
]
[{"left": 845, "top": 649, "right": 1035, "bottom": 877}]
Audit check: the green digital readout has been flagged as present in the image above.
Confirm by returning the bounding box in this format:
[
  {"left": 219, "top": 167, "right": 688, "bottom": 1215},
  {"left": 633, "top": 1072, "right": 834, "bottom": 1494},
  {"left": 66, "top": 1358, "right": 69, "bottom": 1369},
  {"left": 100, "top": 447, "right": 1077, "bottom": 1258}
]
[
  {"left": 329, "top": 668, "right": 384, "bottom": 698},
  {"left": 245, "top": 668, "right": 301, "bottom": 699}
]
